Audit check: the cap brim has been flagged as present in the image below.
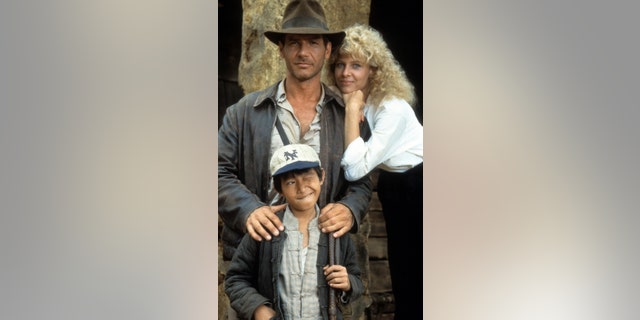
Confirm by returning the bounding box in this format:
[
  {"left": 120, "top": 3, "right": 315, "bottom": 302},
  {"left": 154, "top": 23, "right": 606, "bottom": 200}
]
[
  {"left": 264, "top": 29, "right": 345, "bottom": 47},
  {"left": 272, "top": 161, "right": 319, "bottom": 176}
]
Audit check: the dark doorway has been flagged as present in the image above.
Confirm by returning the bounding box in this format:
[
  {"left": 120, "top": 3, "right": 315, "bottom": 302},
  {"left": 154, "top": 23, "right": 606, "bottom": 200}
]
[
  {"left": 218, "top": 0, "right": 244, "bottom": 128},
  {"left": 369, "top": 0, "right": 423, "bottom": 124}
]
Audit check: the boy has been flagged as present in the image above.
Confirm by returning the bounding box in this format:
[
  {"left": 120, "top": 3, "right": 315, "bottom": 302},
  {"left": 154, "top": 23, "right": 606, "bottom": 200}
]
[{"left": 224, "top": 144, "right": 364, "bottom": 320}]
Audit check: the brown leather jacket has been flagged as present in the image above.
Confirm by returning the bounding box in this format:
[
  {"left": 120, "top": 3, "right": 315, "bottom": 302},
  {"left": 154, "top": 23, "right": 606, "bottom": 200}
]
[{"left": 218, "top": 81, "right": 373, "bottom": 260}]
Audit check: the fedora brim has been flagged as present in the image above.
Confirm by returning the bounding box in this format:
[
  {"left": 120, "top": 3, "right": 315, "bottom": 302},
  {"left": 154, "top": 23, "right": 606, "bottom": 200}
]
[{"left": 264, "top": 29, "right": 346, "bottom": 47}]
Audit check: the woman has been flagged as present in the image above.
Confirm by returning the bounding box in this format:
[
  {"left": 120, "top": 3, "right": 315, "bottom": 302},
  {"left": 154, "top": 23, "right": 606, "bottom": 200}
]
[{"left": 326, "top": 23, "right": 423, "bottom": 319}]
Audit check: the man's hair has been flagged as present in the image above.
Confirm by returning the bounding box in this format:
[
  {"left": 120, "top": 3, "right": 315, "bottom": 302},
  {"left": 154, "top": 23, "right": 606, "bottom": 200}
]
[{"left": 273, "top": 166, "right": 323, "bottom": 193}]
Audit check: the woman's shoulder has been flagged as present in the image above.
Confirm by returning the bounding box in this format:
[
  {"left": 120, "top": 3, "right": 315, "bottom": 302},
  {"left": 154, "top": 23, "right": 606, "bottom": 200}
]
[
  {"left": 376, "top": 97, "right": 415, "bottom": 115},
  {"left": 381, "top": 96, "right": 412, "bottom": 106}
]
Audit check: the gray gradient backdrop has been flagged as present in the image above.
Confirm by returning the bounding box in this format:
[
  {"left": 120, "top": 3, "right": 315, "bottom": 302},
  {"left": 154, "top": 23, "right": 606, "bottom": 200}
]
[{"left": 1, "top": 0, "right": 638, "bottom": 319}]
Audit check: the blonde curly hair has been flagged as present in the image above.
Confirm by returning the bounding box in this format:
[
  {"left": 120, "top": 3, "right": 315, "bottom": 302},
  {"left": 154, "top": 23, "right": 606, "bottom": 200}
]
[{"left": 326, "top": 24, "right": 417, "bottom": 107}]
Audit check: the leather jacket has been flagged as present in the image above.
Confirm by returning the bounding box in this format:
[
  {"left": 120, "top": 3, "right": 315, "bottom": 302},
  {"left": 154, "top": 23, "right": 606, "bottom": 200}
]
[
  {"left": 218, "top": 81, "right": 373, "bottom": 260},
  {"left": 224, "top": 210, "right": 364, "bottom": 320}
]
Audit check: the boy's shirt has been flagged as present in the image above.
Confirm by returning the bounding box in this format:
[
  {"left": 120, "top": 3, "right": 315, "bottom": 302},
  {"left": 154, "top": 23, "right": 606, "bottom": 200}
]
[{"left": 278, "top": 204, "right": 322, "bottom": 319}]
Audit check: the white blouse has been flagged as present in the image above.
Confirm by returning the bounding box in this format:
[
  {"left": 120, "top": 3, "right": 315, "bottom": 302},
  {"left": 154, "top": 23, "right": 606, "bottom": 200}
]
[{"left": 341, "top": 98, "right": 423, "bottom": 181}]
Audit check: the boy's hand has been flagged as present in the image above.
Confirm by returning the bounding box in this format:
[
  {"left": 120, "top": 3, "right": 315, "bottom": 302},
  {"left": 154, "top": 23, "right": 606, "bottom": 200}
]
[
  {"left": 253, "top": 304, "right": 276, "bottom": 320},
  {"left": 246, "top": 204, "right": 287, "bottom": 241},
  {"left": 323, "top": 264, "right": 351, "bottom": 292},
  {"left": 319, "top": 203, "right": 354, "bottom": 238}
]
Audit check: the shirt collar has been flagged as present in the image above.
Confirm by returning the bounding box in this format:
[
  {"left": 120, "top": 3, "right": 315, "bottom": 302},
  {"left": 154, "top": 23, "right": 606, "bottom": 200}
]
[
  {"left": 276, "top": 79, "right": 325, "bottom": 109},
  {"left": 282, "top": 204, "right": 320, "bottom": 230}
]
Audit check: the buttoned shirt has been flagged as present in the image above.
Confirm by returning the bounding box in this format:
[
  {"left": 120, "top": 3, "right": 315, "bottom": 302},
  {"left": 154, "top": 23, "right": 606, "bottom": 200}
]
[
  {"left": 341, "top": 97, "right": 423, "bottom": 181},
  {"left": 277, "top": 205, "right": 322, "bottom": 320}
]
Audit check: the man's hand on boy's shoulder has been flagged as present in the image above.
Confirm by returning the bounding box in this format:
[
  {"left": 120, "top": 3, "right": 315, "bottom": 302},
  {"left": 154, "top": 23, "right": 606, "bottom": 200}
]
[
  {"left": 319, "top": 203, "right": 354, "bottom": 238},
  {"left": 246, "top": 204, "right": 287, "bottom": 241}
]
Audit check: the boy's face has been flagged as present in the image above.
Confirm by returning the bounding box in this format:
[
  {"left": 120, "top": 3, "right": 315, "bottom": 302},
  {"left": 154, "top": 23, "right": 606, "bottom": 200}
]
[{"left": 279, "top": 168, "right": 325, "bottom": 212}]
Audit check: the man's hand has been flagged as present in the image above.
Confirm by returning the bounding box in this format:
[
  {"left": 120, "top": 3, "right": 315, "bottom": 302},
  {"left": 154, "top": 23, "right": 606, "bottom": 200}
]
[
  {"left": 246, "top": 204, "right": 286, "bottom": 241},
  {"left": 318, "top": 203, "right": 354, "bottom": 238}
]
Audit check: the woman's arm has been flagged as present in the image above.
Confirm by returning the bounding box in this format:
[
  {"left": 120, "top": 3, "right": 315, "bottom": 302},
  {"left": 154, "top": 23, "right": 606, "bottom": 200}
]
[
  {"left": 342, "top": 99, "right": 416, "bottom": 181},
  {"left": 342, "top": 90, "right": 366, "bottom": 150}
]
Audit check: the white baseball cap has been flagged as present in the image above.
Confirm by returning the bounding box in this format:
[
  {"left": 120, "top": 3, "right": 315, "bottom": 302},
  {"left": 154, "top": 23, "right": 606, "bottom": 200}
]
[{"left": 270, "top": 144, "right": 321, "bottom": 176}]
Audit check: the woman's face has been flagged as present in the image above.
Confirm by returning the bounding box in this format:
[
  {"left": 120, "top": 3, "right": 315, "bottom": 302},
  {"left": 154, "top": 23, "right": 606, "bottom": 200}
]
[{"left": 333, "top": 54, "right": 372, "bottom": 95}]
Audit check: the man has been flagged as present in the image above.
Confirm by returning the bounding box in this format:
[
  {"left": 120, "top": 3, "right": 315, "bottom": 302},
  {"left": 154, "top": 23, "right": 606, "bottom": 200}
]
[{"left": 218, "top": 0, "right": 372, "bottom": 263}]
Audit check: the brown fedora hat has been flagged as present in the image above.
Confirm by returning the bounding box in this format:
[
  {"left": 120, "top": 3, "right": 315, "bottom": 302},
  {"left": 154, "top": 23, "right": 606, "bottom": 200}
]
[{"left": 264, "top": 0, "right": 345, "bottom": 46}]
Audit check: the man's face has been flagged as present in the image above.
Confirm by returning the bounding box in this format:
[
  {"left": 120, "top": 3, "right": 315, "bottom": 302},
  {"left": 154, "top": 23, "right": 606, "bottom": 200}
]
[
  {"left": 280, "top": 34, "right": 331, "bottom": 82},
  {"left": 279, "top": 168, "right": 324, "bottom": 213}
]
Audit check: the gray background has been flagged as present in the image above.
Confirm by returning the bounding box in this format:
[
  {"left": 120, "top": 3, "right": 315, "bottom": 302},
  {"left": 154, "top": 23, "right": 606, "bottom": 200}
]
[{"left": 1, "top": 0, "right": 638, "bottom": 319}]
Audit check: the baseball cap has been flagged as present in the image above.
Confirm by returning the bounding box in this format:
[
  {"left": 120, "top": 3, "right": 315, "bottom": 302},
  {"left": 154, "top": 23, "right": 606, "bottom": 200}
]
[{"left": 270, "top": 144, "right": 321, "bottom": 176}]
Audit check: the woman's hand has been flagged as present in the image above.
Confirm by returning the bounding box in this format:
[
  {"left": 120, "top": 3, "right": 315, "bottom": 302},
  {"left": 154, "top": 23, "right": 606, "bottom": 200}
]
[{"left": 342, "top": 90, "right": 365, "bottom": 123}]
